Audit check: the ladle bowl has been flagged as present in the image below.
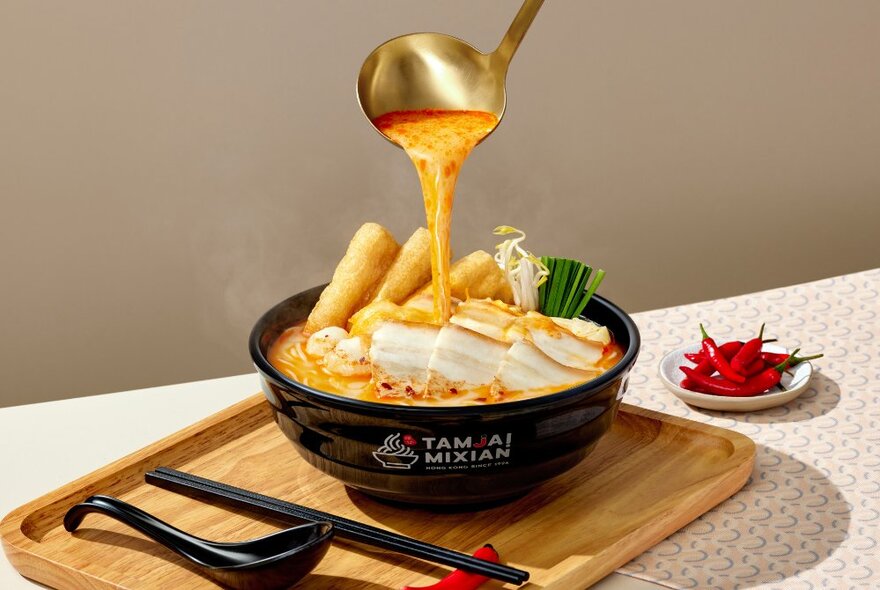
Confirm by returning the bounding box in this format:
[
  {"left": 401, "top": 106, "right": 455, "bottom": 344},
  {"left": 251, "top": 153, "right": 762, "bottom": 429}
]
[{"left": 357, "top": 0, "right": 545, "bottom": 145}]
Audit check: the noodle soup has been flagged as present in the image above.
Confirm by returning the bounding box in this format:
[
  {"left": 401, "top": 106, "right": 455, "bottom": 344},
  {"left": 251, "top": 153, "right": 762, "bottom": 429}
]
[
  {"left": 250, "top": 285, "right": 640, "bottom": 504},
  {"left": 268, "top": 298, "right": 624, "bottom": 406}
]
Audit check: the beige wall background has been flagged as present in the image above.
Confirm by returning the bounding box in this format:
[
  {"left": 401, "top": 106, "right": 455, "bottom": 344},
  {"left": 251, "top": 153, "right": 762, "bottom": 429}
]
[{"left": 1, "top": 1, "right": 879, "bottom": 408}]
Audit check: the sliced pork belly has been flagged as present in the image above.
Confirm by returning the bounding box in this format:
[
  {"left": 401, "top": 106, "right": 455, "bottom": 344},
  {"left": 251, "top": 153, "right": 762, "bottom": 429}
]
[
  {"left": 449, "top": 298, "right": 520, "bottom": 342},
  {"left": 515, "top": 313, "right": 605, "bottom": 370},
  {"left": 426, "top": 324, "right": 508, "bottom": 395},
  {"left": 551, "top": 317, "right": 611, "bottom": 346},
  {"left": 492, "top": 340, "right": 598, "bottom": 398},
  {"left": 369, "top": 321, "right": 440, "bottom": 398}
]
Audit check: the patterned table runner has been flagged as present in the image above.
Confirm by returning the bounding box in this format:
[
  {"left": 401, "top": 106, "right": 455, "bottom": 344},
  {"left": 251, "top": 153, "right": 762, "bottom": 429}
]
[{"left": 620, "top": 268, "right": 879, "bottom": 589}]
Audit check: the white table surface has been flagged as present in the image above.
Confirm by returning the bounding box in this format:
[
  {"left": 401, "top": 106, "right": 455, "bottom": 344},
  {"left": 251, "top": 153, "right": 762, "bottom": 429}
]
[{"left": 0, "top": 374, "right": 661, "bottom": 589}]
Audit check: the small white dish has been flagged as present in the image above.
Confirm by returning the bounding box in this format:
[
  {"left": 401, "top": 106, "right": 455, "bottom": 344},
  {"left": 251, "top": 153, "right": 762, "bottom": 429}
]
[{"left": 658, "top": 343, "right": 814, "bottom": 412}]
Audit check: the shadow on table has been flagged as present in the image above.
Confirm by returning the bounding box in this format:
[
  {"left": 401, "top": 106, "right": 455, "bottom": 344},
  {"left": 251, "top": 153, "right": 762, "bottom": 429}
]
[
  {"left": 694, "top": 370, "right": 841, "bottom": 423},
  {"left": 620, "top": 444, "right": 851, "bottom": 588}
]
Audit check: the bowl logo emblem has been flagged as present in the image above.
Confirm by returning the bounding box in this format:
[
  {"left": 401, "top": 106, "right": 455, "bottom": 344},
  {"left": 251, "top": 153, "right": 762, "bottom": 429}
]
[
  {"left": 372, "top": 432, "right": 514, "bottom": 471},
  {"left": 372, "top": 433, "right": 419, "bottom": 469}
]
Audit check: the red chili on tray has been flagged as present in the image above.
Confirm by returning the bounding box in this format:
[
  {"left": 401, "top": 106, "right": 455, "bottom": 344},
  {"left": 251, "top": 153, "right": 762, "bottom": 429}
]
[
  {"left": 678, "top": 324, "right": 822, "bottom": 398},
  {"left": 403, "top": 545, "right": 500, "bottom": 590}
]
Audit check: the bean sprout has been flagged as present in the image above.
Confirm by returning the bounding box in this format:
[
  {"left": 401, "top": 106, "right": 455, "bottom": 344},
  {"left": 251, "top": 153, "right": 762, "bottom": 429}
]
[{"left": 493, "top": 226, "right": 549, "bottom": 311}]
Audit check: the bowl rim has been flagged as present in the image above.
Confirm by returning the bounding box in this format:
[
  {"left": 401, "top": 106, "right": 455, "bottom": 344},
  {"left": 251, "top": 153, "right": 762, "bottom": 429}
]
[{"left": 249, "top": 287, "right": 641, "bottom": 417}]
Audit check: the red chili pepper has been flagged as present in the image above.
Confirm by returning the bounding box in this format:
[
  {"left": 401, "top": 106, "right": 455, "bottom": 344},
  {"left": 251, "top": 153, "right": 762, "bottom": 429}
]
[
  {"left": 684, "top": 352, "right": 703, "bottom": 363},
  {"left": 761, "top": 352, "right": 789, "bottom": 365},
  {"left": 699, "top": 324, "right": 746, "bottom": 383},
  {"left": 680, "top": 377, "right": 714, "bottom": 394},
  {"left": 689, "top": 340, "right": 743, "bottom": 375},
  {"left": 688, "top": 341, "right": 747, "bottom": 363},
  {"left": 687, "top": 339, "right": 777, "bottom": 365},
  {"left": 680, "top": 350, "right": 802, "bottom": 397},
  {"left": 691, "top": 357, "right": 714, "bottom": 376},
  {"left": 761, "top": 351, "right": 824, "bottom": 367},
  {"left": 403, "top": 545, "right": 500, "bottom": 590},
  {"left": 731, "top": 323, "right": 765, "bottom": 374},
  {"left": 743, "top": 357, "right": 766, "bottom": 377}
]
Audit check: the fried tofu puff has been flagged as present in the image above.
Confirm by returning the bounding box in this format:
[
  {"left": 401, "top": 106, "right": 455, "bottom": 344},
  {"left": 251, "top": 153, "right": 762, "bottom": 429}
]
[
  {"left": 412, "top": 250, "right": 514, "bottom": 304},
  {"left": 370, "top": 227, "right": 433, "bottom": 304},
  {"left": 305, "top": 223, "right": 399, "bottom": 334}
]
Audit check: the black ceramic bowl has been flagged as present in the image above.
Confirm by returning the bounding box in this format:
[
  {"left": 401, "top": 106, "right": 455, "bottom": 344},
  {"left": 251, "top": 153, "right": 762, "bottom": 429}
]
[{"left": 250, "top": 285, "right": 640, "bottom": 505}]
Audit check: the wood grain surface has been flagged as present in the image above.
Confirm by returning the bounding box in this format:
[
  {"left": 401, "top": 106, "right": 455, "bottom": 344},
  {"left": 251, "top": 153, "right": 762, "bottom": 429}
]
[{"left": 1, "top": 394, "right": 755, "bottom": 589}]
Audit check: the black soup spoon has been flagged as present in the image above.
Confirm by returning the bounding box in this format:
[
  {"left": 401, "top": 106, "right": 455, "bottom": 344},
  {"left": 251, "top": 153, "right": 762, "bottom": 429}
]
[{"left": 64, "top": 495, "right": 333, "bottom": 590}]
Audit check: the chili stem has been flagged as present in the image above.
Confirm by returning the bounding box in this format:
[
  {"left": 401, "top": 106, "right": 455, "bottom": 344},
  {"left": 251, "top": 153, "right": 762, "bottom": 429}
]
[{"left": 774, "top": 348, "right": 801, "bottom": 372}]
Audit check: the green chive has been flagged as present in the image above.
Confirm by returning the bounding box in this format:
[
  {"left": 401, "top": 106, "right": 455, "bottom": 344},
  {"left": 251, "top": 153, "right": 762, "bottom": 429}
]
[
  {"left": 558, "top": 263, "right": 585, "bottom": 317},
  {"left": 539, "top": 257, "right": 607, "bottom": 319},
  {"left": 546, "top": 259, "right": 569, "bottom": 316},
  {"left": 562, "top": 265, "right": 591, "bottom": 319},
  {"left": 572, "top": 269, "right": 605, "bottom": 318}
]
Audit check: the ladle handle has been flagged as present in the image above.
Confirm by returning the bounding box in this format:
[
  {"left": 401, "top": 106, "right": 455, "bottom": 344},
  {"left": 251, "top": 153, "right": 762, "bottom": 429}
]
[
  {"left": 64, "top": 494, "right": 210, "bottom": 562},
  {"left": 493, "top": 0, "right": 546, "bottom": 70}
]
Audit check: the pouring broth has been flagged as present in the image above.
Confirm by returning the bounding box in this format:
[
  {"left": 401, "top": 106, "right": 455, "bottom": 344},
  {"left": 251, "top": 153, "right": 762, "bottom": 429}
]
[{"left": 373, "top": 110, "right": 498, "bottom": 323}]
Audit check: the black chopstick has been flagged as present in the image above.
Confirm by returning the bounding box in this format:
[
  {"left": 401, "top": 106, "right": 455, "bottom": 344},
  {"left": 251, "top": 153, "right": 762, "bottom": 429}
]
[{"left": 145, "top": 467, "right": 529, "bottom": 585}]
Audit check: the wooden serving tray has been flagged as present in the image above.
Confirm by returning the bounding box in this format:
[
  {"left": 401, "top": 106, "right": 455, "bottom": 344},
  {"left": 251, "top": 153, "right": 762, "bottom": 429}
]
[{"left": 1, "top": 395, "right": 754, "bottom": 590}]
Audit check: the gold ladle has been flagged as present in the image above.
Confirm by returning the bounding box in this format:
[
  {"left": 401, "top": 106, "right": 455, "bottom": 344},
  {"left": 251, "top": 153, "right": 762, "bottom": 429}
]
[{"left": 357, "top": 0, "right": 545, "bottom": 143}]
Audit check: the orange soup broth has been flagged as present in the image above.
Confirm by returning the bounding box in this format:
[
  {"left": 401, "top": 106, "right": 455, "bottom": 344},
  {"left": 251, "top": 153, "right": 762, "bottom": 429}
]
[
  {"left": 268, "top": 323, "right": 624, "bottom": 407},
  {"left": 372, "top": 110, "right": 498, "bottom": 323}
]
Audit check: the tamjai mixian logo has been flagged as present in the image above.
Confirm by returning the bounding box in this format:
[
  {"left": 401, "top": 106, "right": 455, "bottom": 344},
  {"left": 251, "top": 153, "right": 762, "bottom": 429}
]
[{"left": 372, "top": 432, "right": 513, "bottom": 471}]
